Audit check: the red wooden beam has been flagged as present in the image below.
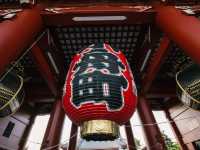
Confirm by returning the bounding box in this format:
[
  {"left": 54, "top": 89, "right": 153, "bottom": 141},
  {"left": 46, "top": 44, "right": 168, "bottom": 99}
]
[
  {"left": 147, "top": 83, "right": 176, "bottom": 98},
  {"left": 41, "top": 5, "right": 155, "bottom": 26},
  {"left": 137, "top": 96, "right": 166, "bottom": 150},
  {"left": 2, "top": 1, "right": 200, "bottom": 10},
  {"left": 155, "top": 6, "right": 200, "bottom": 65},
  {"left": 135, "top": 26, "right": 162, "bottom": 72},
  {"left": 0, "top": 8, "right": 42, "bottom": 76},
  {"left": 37, "top": 30, "right": 65, "bottom": 87},
  {"left": 31, "top": 45, "right": 58, "bottom": 96},
  {"left": 19, "top": 114, "right": 37, "bottom": 149},
  {"left": 164, "top": 108, "right": 188, "bottom": 150},
  {"left": 125, "top": 121, "right": 136, "bottom": 150},
  {"left": 142, "top": 36, "right": 170, "bottom": 93},
  {"left": 24, "top": 83, "right": 54, "bottom": 103},
  {"left": 41, "top": 100, "right": 65, "bottom": 150},
  {"left": 147, "top": 91, "right": 176, "bottom": 99},
  {"left": 68, "top": 123, "right": 78, "bottom": 150},
  {"left": 186, "top": 143, "right": 196, "bottom": 150}
]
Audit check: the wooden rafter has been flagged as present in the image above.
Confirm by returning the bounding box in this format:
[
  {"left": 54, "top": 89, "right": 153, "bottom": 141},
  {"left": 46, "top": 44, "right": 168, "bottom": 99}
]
[
  {"left": 135, "top": 26, "right": 162, "bottom": 73},
  {"left": 41, "top": 5, "right": 155, "bottom": 26},
  {"left": 141, "top": 36, "right": 171, "bottom": 94},
  {"left": 0, "top": 9, "right": 42, "bottom": 76},
  {"left": 31, "top": 45, "right": 58, "bottom": 96}
]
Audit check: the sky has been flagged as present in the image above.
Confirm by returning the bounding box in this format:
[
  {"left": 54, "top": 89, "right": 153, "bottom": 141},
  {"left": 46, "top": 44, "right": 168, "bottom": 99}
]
[{"left": 24, "top": 110, "right": 176, "bottom": 150}]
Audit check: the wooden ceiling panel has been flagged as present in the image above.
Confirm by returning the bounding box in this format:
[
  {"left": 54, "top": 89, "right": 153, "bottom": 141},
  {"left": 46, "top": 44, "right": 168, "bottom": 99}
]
[{"left": 50, "top": 25, "right": 147, "bottom": 72}]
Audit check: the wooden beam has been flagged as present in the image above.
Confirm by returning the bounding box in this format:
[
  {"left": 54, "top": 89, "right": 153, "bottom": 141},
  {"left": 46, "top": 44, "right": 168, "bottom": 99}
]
[
  {"left": 1, "top": 1, "right": 200, "bottom": 9},
  {"left": 41, "top": 100, "right": 65, "bottom": 150},
  {"left": 125, "top": 121, "right": 137, "bottom": 150},
  {"left": 137, "top": 96, "right": 166, "bottom": 150},
  {"left": 147, "top": 84, "right": 176, "bottom": 98},
  {"left": 155, "top": 6, "right": 200, "bottom": 65},
  {"left": 164, "top": 108, "right": 188, "bottom": 150},
  {"left": 0, "top": 8, "right": 42, "bottom": 76},
  {"left": 186, "top": 143, "right": 196, "bottom": 150},
  {"left": 19, "top": 113, "right": 37, "bottom": 149},
  {"left": 31, "top": 45, "right": 58, "bottom": 96},
  {"left": 37, "top": 31, "right": 63, "bottom": 81},
  {"left": 68, "top": 123, "right": 78, "bottom": 150},
  {"left": 32, "top": 30, "right": 65, "bottom": 90},
  {"left": 135, "top": 26, "right": 162, "bottom": 72},
  {"left": 41, "top": 5, "right": 155, "bottom": 26},
  {"left": 141, "top": 36, "right": 171, "bottom": 93}
]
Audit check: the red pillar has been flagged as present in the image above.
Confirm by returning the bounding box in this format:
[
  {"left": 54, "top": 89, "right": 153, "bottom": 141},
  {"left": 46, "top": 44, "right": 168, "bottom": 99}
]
[
  {"left": 125, "top": 121, "right": 136, "bottom": 150},
  {"left": 137, "top": 97, "right": 166, "bottom": 150},
  {"left": 0, "top": 8, "right": 43, "bottom": 75},
  {"left": 155, "top": 6, "right": 200, "bottom": 65},
  {"left": 164, "top": 108, "right": 188, "bottom": 150},
  {"left": 19, "top": 114, "right": 36, "bottom": 149},
  {"left": 41, "top": 100, "right": 65, "bottom": 150},
  {"left": 68, "top": 123, "right": 78, "bottom": 150},
  {"left": 186, "top": 143, "right": 196, "bottom": 150}
]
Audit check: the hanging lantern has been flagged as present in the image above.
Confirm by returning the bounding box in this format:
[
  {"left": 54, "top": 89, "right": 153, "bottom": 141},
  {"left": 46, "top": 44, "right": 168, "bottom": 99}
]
[
  {"left": 176, "top": 64, "right": 200, "bottom": 111},
  {"left": 63, "top": 43, "right": 137, "bottom": 141},
  {"left": 0, "top": 72, "right": 24, "bottom": 117}
]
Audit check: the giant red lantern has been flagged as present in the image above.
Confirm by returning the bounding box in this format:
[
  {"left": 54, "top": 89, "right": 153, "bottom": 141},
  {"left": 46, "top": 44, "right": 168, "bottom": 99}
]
[{"left": 63, "top": 43, "right": 137, "bottom": 140}]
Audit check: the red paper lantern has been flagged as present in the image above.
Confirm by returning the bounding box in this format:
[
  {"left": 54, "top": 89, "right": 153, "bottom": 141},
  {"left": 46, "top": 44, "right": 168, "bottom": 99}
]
[{"left": 63, "top": 43, "right": 137, "bottom": 140}]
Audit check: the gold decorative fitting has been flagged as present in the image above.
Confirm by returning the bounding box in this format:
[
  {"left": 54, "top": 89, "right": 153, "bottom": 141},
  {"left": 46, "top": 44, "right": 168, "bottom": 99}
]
[{"left": 81, "top": 120, "right": 119, "bottom": 141}]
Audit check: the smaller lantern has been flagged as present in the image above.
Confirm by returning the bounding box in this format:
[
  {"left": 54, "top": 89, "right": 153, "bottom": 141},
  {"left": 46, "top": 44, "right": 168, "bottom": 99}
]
[
  {"left": 176, "top": 63, "right": 200, "bottom": 110},
  {"left": 0, "top": 72, "right": 24, "bottom": 117}
]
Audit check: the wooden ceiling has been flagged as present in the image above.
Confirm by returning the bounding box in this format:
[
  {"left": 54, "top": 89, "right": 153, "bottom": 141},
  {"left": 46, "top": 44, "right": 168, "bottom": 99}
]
[{"left": 0, "top": 1, "right": 198, "bottom": 112}]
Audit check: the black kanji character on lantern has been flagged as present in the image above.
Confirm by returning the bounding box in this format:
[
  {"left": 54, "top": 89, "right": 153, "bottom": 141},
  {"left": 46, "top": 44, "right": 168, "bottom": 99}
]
[{"left": 71, "top": 44, "right": 128, "bottom": 111}]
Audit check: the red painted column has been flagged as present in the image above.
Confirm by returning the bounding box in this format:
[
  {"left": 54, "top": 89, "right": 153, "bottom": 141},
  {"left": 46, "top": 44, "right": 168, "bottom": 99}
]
[
  {"left": 164, "top": 108, "right": 188, "bottom": 150},
  {"left": 155, "top": 6, "right": 200, "bottom": 65},
  {"left": 0, "top": 8, "right": 43, "bottom": 75},
  {"left": 41, "top": 100, "right": 65, "bottom": 150},
  {"left": 125, "top": 121, "right": 136, "bottom": 150},
  {"left": 19, "top": 114, "right": 36, "bottom": 149},
  {"left": 186, "top": 143, "right": 196, "bottom": 150},
  {"left": 137, "top": 97, "right": 166, "bottom": 150},
  {"left": 68, "top": 123, "right": 78, "bottom": 150}
]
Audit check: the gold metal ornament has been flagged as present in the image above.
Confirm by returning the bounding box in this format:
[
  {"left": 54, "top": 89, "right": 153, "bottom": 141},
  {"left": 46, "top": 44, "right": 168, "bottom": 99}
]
[{"left": 81, "top": 120, "right": 119, "bottom": 141}]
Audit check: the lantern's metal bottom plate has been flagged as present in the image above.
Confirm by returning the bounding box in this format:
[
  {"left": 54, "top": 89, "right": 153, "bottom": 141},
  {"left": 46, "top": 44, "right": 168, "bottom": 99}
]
[{"left": 81, "top": 120, "right": 119, "bottom": 141}]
